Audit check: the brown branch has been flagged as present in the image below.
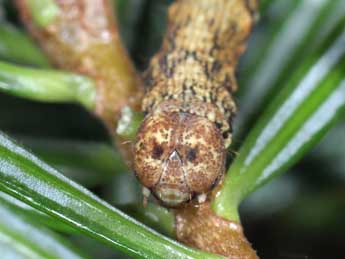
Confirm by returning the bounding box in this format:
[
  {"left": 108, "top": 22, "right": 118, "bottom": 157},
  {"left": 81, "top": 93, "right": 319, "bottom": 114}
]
[
  {"left": 16, "top": 0, "right": 144, "bottom": 166},
  {"left": 174, "top": 179, "right": 259, "bottom": 259},
  {"left": 175, "top": 202, "right": 258, "bottom": 259}
]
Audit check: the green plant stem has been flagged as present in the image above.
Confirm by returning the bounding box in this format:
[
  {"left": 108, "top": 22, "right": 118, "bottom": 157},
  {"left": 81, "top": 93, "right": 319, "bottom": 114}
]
[
  {"left": 213, "top": 29, "right": 345, "bottom": 221},
  {"left": 27, "top": 0, "right": 60, "bottom": 27},
  {"left": 118, "top": 203, "right": 175, "bottom": 237},
  {"left": 0, "top": 132, "right": 224, "bottom": 259},
  {"left": 0, "top": 193, "right": 90, "bottom": 259},
  {"left": 0, "top": 23, "right": 50, "bottom": 67},
  {"left": 0, "top": 191, "right": 77, "bottom": 234},
  {"left": 0, "top": 61, "right": 96, "bottom": 110},
  {"left": 237, "top": 0, "right": 345, "bottom": 135},
  {"left": 116, "top": 106, "right": 144, "bottom": 141},
  {"left": 22, "top": 138, "right": 127, "bottom": 185}
]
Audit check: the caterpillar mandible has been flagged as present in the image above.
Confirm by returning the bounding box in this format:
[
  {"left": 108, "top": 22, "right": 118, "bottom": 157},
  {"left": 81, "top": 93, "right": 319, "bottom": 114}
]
[{"left": 134, "top": 0, "right": 258, "bottom": 207}]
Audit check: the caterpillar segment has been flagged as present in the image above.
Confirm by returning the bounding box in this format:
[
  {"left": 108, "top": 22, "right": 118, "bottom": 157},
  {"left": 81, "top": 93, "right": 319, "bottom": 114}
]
[{"left": 134, "top": 0, "right": 258, "bottom": 207}]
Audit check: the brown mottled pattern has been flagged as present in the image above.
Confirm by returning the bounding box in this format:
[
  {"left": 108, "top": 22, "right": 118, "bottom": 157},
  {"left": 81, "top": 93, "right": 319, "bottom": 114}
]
[
  {"left": 135, "top": 0, "right": 257, "bottom": 207},
  {"left": 179, "top": 114, "right": 225, "bottom": 193},
  {"left": 137, "top": 1, "right": 259, "bottom": 256},
  {"left": 135, "top": 111, "right": 177, "bottom": 188},
  {"left": 135, "top": 108, "right": 225, "bottom": 206},
  {"left": 175, "top": 202, "right": 259, "bottom": 259},
  {"left": 143, "top": 0, "right": 256, "bottom": 147}
]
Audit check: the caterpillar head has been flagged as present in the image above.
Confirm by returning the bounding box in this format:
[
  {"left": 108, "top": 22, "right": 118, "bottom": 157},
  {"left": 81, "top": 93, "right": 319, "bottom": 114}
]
[{"left": 134, "top": 109, "right": 226, "bottom": 207}]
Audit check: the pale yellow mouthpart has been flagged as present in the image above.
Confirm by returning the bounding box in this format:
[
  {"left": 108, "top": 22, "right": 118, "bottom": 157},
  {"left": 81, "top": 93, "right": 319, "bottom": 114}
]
[{"left": 155, "top": 187, "right": 190, "bottom": 207}]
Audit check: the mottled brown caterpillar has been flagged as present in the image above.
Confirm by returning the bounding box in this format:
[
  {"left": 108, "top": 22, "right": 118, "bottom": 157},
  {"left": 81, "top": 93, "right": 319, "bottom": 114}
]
[{"left": 134, "top": 0, "right": 258, "bottom": 207}]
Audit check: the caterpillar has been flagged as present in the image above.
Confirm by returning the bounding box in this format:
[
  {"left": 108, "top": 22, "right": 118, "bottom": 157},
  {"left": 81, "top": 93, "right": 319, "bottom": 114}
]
[{"left": 134, "top": 0, "right": 258, "bottom": 207}]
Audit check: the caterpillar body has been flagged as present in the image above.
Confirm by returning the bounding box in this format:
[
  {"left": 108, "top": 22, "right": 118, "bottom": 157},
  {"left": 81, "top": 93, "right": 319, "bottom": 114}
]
[{"left": 134, "top": 0, "right": 258, "bottom": 207}]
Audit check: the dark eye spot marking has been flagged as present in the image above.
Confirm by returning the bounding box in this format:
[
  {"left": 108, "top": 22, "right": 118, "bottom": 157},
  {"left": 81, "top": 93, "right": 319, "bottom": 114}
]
[
  {"left": 186, "top": 148, "right": 197, "bottom": 162},
  {"left": 152, "top": 144, "right": 164, "bottom": 159}
]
